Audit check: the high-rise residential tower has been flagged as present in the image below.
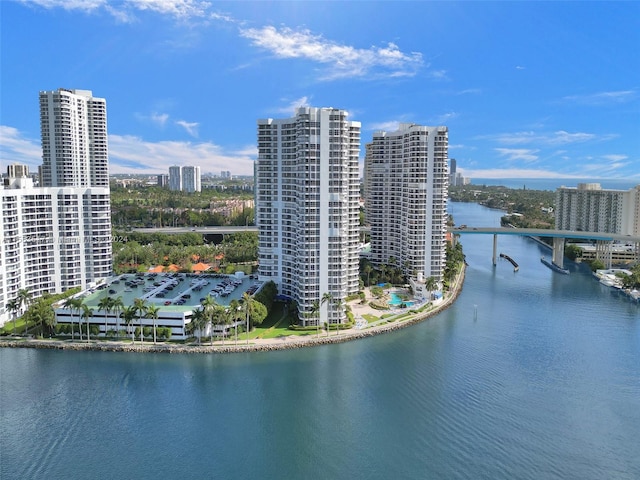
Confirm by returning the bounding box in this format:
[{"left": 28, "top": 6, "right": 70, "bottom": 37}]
[
  {"left": 182, "top": 166, "right": 201, "bottom": 193},
  {"left": 256, "top": 107, "right": 361, "bottom": 326},
  {"left": 364, "top": 124, "right": 449, "bottom": 284},
  {"left": 39, "top": 89, "right": 108, "bottom": 187},
  {"left": 556, "top": 183, "right": 640, "bottom": 235},
  {"left": 169, "top": 166, "right": 182, "bottom": 191},
  {"left": 0, "top": 89, "right": 112, "bottom": 326}
]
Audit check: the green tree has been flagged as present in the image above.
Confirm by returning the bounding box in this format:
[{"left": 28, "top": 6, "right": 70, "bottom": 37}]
[
  {"left": 6, "top": 298, "right": 19, "bottom": 337},
  {"left": 310, "top": 300, "right": 321, "bottom": 337},
  {"left": 333, "top": 297, "right": 344, "bottom": 336},
  {"left": 80, "top": 304, "right": 92, "bottom": 342},
  {"left": 189, "top": 308, "right": 207, "bottom": 344},
  {"left": 111, "top": 297, "right": 124, "bottom": 338},
  {"left": 133, "top": 298, "right": 147, "bottom": 343},
  {"left": 321, "top": 292, "right": 333, "bottom": 336},
  {"left": 121, "top": 306, "right": 137, "bottom": 341},
  {"left": 62, "top": 297, "right": 83, "bottom": 341},
  {"left": 145, "top": 304, "right": 160, "bottom": 344},
  {"left": 98, "top": 297, "right": 113, "bottom": 338}
]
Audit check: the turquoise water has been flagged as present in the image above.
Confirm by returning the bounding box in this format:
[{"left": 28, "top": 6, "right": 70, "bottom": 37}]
[
  {"left": 1, "top": 203, "right": 638, "bottom": 480},
  {"left": 388, "top": 291, "right": 414, "bottom": 307}
]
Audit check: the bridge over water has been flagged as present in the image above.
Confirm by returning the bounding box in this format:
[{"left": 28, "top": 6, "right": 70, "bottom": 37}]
[{"left": 450, "top": 227, "right": 640, "bottom": 269}]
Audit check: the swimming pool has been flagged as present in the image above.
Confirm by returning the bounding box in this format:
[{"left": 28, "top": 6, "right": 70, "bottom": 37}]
[{"left": 388, "top": 292, "right": 414, "bottom": 307}]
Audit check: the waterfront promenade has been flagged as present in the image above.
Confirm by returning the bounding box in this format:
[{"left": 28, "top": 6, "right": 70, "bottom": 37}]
[{"left": 0, "top": 266, "right": 465, "bottom": 354}]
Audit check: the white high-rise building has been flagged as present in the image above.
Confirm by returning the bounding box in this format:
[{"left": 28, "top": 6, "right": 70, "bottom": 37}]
[
  {"left": 182, "top": 166, "right": 201, "bottom": 193},
  {"left": 169, "top": 166, "right": 182, "bottom": 191},
  {"left": 364, "top": 124, "right": 449, "bottom": 284},
  {"left": 256, "top": 107, "right": 361, "bottom": 326},
  {"left": 39, "top": 89, "right": 108, "bottom": 188},
  {"left": 556, "top": 183, "right": 640, "bottom": 235},
  {"left": 0, "top": 88, "right": 112, "bottom": 326}
]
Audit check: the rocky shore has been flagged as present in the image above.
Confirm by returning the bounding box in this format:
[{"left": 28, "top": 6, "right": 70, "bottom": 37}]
[{"left": 1, "top": 266, "right": 465, "bottom": 355}]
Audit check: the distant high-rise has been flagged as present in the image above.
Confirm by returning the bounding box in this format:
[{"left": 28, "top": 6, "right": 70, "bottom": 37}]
[
  {"left": 39, "top": 89, "right": 108, "bottom": 187},
  {"left": 7, "top": 164, "right": 29, "bottom": 179},
  {"left": 182, "top": 166, "right": 201, "bottom": 193},
  {"left": 221, "top": 170, "right": 231, "bottom": 179},
  {"left": 168, "top": 166, "right": 201, "bottom": 192},
  {"left": 169, "top": 166, "right": 182, "bottom": 191},
  {"left": 556, "top": 183, "right": 640, "bottom": 235},
  {"left": 364, "top": 124, "right": 449, "bottom": 284},
  {"left": 157, "top": 174, "right": 169, "bottom": 187},
  {"left": 256, "top": 107, "right": 361, "bottom": 326}
]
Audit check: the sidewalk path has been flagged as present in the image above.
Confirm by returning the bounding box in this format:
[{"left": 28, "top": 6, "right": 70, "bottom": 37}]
[{"left": 1, "top": 266, "right": 465, "bottom": 355}]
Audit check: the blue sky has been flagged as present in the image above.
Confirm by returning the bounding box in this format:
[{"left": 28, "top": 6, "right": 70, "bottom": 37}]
[{"left": 1, "top": 1, "right": 638, "bottom": 179}]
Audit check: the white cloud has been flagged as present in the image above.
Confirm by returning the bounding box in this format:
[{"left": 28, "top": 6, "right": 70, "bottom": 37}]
[
  {"left": 561, "top": 90, "right": 637, "bottom": 105},
  {"left": 368, "top": 121, "right": 400, "bottom": 132},
  {"left": 428, "top": 70, "right": 448, "bottom": 80},
  {"left": 0, "top": 125, "right": 255, "bottom": 176},
  {"left": 0, "top": 126, "right": 42, "bottom": 171},
  {"left": 21, "top": 0, "right": 213, "bottom": 21},
  {"left": 175, "top": 120, "right": 199, "bottom": 137},
  {"left": 275, "top": 96, "right": 311, "bottom": 115},
  {"left": 495, "top": 148, "right": 539, "bottom": 163},
  {"left": 239, "top": 26, "right": 424, "bottom": 80},
  {"left": 602, "top": 154, "right": 628, "bottom": 162},
  {"left": 515, "top": 65, "right": 525, "bottom": 70},
  {"left": 151, "top": 112, "right": 169, "bottom": 127},
  {"left": 455, "top": 88, "right": 481, "bottom": 95},
  {"left": 432, "top": 111, "right": 458, "bottom": 124},
  {"left": 486, "top": 130, "right": 610, "bottom": 146},
  {"left": 109, "top": 134, "right": 254, "bottom": 175}
]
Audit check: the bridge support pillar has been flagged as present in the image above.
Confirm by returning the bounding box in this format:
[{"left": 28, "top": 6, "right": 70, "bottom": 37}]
[
  {"left": 595, "top": 240, "right": 613, "bottom": 269},
  {"left": 552, "top": 237, "right": 565, "bottom": 269},
  {"left": 492, "top": 234, "right": 497, "bottom": 266}
]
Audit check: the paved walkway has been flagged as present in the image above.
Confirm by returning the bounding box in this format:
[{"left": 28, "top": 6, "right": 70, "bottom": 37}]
[{"left": 1, "top": 267, "right": 465, "bottom": 354}]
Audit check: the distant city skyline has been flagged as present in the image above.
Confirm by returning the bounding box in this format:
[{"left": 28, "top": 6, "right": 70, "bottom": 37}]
[{"left": 1, "top": 1, "right": 638, "bottom": 180}]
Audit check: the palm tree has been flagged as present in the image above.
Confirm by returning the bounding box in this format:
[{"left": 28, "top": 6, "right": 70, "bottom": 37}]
[
  {"left": 310, "top": 300, "right": 320, "bottom": 337},
  {"left": 98, "top": 297, "right": 113, "bottom": 338},
  {"left": 146, "top": 304, "right": 160, "bottom": 344},
  {"left": 121, "top": 306, "right": 137, "bottom": 341},
  {"left": 200, "top": 295, "right": 218, "bottom": 345},
  {"left": 16, "top": 289, "right": 32, "bottom": 335},
  {"left": 333, "top": 297, "right": 344, "bottom": 336},
  {"left": 7, "top": 298, "right": 19, "bottom": 337},
  {"left": 111, "top": 297, "right": 124, "bottom": 338},
  {"left": 80, "top": 304, "right": 92, "bottom": 342},
  {"left": 189, "top": 308, "right": 207, "bottom": 344},
  {"left": 363, "top": 263, "right": 373, "bottom": 287},
  {"left": 133, "top": 298, "right": 147, "bottom": 343},
  {"left": 229, "top": 299, "right": 240, "bottom": 345},
  {"left": 62, "top": 297, "right": 82, "bottom": 341},
  {"left": 240, "top": 292, "right": 255, "bottom": 346},
  {"left": 321, "top": 292, "right": 333, "bottom": 336},
  {"left": 425, "top": 276, "right": 437, "bottom": 292}
]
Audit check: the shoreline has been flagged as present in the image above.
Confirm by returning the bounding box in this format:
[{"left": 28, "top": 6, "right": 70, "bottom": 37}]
[{"left": 0, "top": 266, "right": 465, "bottom": 355}]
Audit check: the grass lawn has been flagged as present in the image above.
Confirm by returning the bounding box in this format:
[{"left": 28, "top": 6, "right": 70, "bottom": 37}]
[
  {"left": 362, "top": 314, "right": 381, "bottom": 323},
  {"left": 0, "top": 318, "right": 29, "bottom": 336}
]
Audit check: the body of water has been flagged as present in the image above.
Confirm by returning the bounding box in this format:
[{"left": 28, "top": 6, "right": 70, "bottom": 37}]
[
  {"left": 1, "top": 203, "right": 638, "bottom": 480},
  {"left": 471, "top": 177, "right": 638, "bottom": 191}
]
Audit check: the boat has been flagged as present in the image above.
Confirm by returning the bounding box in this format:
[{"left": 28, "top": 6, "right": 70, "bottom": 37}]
[{"left": 540, "top": 256, "right": 569, "bottom": 275}]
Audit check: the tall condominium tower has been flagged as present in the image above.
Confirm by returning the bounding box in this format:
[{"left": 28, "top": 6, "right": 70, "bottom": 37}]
[
  {"left": 182, "top": 166, "right": 202, "bottom": 193},
  {"left": 39, "top": 89, "right": 108, "bottom": 187},
  {"left": 556, "top": 183, "right": 640, "bottom": 235},
  {"left": 169, "top": 166, "right": 182, "bottom": 191},
  {"left": 256, "top": 107, "right": 361, "bottom": 326},
  {"left": 0, "top": 90, "right": 112, "bottom": 326},
  {"left": 364, "top": 124, "right": 449, "bottom": 283}
]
